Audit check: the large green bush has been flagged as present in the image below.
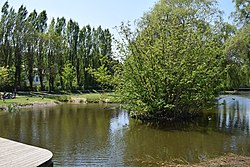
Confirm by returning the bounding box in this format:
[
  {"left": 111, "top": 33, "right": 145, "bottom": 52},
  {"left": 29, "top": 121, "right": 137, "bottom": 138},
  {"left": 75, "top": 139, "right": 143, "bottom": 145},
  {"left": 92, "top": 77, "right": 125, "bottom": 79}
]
[{"left": 118, "top": 0, "right": 226, "bottom": 115}]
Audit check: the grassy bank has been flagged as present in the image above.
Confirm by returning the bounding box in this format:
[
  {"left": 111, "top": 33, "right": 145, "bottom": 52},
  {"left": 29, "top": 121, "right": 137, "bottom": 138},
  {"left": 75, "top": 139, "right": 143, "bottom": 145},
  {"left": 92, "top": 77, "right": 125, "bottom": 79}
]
[
  {"left": 131, "top": 153, "right": 250, "bottom": 166},
  {"left": 0, "top": 95, "right": 55, "bottom": 106},
  {"left": 0, "top": 92, "right": 120, "bottom": 111}
]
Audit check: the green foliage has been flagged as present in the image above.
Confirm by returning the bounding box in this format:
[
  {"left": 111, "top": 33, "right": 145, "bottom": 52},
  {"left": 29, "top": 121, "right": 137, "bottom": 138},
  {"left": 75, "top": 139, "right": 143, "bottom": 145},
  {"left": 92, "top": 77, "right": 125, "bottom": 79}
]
[
  {"left": 62, "top": 62, "right": 77, "bottom": 90},
  {"left": 6, "top": 104, "right": 19, "bottom": 113},
  {"left": 232, "top": 0, "right": 249, "bottom": 26},
  {"left": 225, "top": 23, "right": 250, "bottom": 88},
  {"left": 87, "top": 65, "right": 112, "bottom": 90},
  {"left": 224, "top": 0, "right": 249, "bottom": 88},
  {"left": 87, "top": 56, "right": 120, "bottom": 91},
  {"left": 0, "top": 1, "right": 114, "bottom": 92},
  {"left": 0, "top": 66, "right": 9, "bottom": 88},
  {"left": 117, "top": 0, "right": 226, "bottom": 115}
]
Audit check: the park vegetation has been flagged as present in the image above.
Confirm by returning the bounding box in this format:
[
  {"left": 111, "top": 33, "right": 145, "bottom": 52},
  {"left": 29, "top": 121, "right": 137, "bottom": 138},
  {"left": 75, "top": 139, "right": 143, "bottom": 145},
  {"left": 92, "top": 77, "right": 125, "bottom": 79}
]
[
  {"left": 0, "top": 0, "right": 249, "bottom": 119},
  {"left": 116, "top": 0, "right": 249, "bottom": 118},
  {"left": 0, "top": 1, "right": 117, "bottom": 92}
]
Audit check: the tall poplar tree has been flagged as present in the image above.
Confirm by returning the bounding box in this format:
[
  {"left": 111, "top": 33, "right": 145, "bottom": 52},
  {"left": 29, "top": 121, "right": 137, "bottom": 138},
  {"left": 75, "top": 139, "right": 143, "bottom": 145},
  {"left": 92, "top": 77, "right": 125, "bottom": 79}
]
[
  {"left": 0, "top": 1, "right": 115, "bottom": 91},
  {"left": 84, "top": 25, "right": 93, "bottom": 89},
  {"left": 78, "top": 26, "right": 87, "bottom": 88},
  {"left": 13, "top": 5, "right": 27, "bottom": 90},
  {"left": 24, "top": 10, "right": 38, "bottom": 90},
  {"left": 55, "top": 17, "right": 66, "bottom": 89},
  {"left": 0, "top": 2, "right": 15, "bottom": 67},
  {"left": 66, "top": 19, "right": 79, "bottom": 88},
  {"left": 36, "top": 10, "right": 47, "bottom": 90},
  {"left": 47, "top": 18, "right": 58, "bottom": 91}
]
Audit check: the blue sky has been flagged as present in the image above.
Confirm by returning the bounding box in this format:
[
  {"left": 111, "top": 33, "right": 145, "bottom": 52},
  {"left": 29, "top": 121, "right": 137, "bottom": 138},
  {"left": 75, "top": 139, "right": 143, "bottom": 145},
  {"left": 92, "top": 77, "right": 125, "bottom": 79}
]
[{"left": 1, "top": 0, "right": 235, "bottom": 36}]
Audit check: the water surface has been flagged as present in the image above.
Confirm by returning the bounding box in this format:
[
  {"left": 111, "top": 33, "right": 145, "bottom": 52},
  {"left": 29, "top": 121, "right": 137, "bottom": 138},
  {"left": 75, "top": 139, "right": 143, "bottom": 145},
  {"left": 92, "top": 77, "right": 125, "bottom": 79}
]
[{"left": 0, "top": 95, "right": 249, "bottom": 166}]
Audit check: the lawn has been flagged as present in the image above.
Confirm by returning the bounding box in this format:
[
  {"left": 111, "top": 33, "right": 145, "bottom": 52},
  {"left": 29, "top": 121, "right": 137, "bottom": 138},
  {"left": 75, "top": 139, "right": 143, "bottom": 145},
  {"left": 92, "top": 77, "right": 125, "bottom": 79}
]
[
  {"left": 0, "top": 92, "right": 120, "bottom": 110},
  {"left": 0, "top": 95, "right": 55, "bottom": 106}
]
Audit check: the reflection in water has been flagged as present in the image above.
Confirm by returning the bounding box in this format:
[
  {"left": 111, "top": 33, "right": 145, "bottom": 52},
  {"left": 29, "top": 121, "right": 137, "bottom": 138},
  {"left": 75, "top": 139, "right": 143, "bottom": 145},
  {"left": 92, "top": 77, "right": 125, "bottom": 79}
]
[
  {"left": 110, "top": 110, "right": 129, "bottom": 133},
  {"left": 108, "top": 110, "right": 129, "bottom": 166},
  {"left": 217, "top": 96, "right": 250, "bottom": 134},
  {"left": 0, "top": 104, "right": 119, "bottom": 166},
  {"left": 213, "top": 95, "right": 250, "bottom": 159},
  {"left": 123, "top": 95, "right": 250, "bottom": 166},
  {"left": 0, "top": 96, "right": 249, "bottom": 166}
]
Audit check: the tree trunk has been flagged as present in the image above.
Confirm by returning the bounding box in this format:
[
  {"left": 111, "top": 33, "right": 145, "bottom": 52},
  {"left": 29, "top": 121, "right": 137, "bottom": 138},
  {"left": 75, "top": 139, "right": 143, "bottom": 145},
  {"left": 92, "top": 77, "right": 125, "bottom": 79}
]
[
  {"left": 49, "top": 76, "right": 55, "bottom": 92},
  {"left": 28, "top": 72, "right": 33, "bottom": 90},
  {"left": 14, "top": 49, "right": 22, "bottom": 90},
  {"left": 76, "top": 58, "right": 80, "bottom": 88},
  {"left": 38, "top": 69, "right": 44, "bottom": 91}
]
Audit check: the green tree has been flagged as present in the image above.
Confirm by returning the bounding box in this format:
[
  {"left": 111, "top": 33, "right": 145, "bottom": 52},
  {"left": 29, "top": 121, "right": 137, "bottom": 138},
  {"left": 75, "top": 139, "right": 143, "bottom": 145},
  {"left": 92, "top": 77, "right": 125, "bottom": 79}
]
[
  {"left": 224, "top": 0, "right": 250, "bottom": 88},
  {"left": 47, "top": 18, "right": 59, "bottom": 92},
  {"left": 84, "top": 25, "right": 93, "bottom": 89},
  {"left": 66, "top": 19, "right": 80, "bottom": 88},
  {"left": 0, "top": 1, "right": 115, "bottom": 92},
  {"left": 88, "top": 65, "right": 112, "bottom": 90},
  {"left": 24, "top": 10, "right": 38, "bottom": 90},
  {"left": 84, "top": 26, "right": 114, "bottom": 90},
  {"left": 0, "top": 66, "right": 9, "bottom": 90},
  {"left": 13, "top": 5, "right": 28, "bottom": 90},
  {"left": 62, "top": 62, "right": 76, "bottom": 90},
  {"left": 77, "top": 26, "right": 87, "bottom": 89},
  {"left": 55, "top": 17, "right": 66, "bottom": 89},
  {"left": 118, "top": 0, "right": 226, "bottom": 115},
  {"left": 0, "top": 2, "right": 15, "bottom": 67},
  {"left": 225, "top": 23, "right": 250, "bottom": 88},
  {"left": 232, "top": 0, "right": 249, "bottom": 26},
  {"left": 66, "top": 19, "right": 79, "bottom": 63},
  {"left": 88, "top": 60, "right": 121, "bottom": 91},
  {"left": 36, "top": 10, "right": 48, "bottom": 90}
]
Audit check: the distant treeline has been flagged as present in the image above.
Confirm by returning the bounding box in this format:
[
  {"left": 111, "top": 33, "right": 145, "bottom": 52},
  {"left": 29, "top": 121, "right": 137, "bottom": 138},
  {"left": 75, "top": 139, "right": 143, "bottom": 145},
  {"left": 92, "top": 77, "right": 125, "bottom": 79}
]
[{"left": 0, "top": 1, "right": 117, "bottom": 92}]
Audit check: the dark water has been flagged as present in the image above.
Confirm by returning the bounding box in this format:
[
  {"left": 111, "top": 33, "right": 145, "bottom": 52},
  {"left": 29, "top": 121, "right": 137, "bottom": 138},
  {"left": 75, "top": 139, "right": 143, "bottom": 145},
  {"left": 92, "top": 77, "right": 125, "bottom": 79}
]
[{"left": 0, "top": 95, "right": 250, "bottom": 166}]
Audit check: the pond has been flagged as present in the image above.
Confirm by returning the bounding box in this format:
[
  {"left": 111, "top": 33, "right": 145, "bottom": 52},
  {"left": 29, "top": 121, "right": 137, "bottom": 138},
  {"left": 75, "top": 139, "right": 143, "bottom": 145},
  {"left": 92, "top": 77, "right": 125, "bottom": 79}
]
[{"left": 0, "top": 94, "right": 250, "bottom": 166}]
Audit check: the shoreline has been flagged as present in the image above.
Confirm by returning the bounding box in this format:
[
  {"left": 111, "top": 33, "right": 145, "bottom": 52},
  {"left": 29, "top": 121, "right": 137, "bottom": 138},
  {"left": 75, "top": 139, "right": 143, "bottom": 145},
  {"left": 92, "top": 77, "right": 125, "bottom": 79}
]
[
  {"left": 1, "top": 93, "right": 250, "bottom": 166},
  {"left": 132, "top": 153, "right": 250, "bottom": 166},
  {"left": 0, "top": 101, "right": 60, "bottom": 112},
  {"left": 0, "top": 93, "right": 119, "bottom": 111}
]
